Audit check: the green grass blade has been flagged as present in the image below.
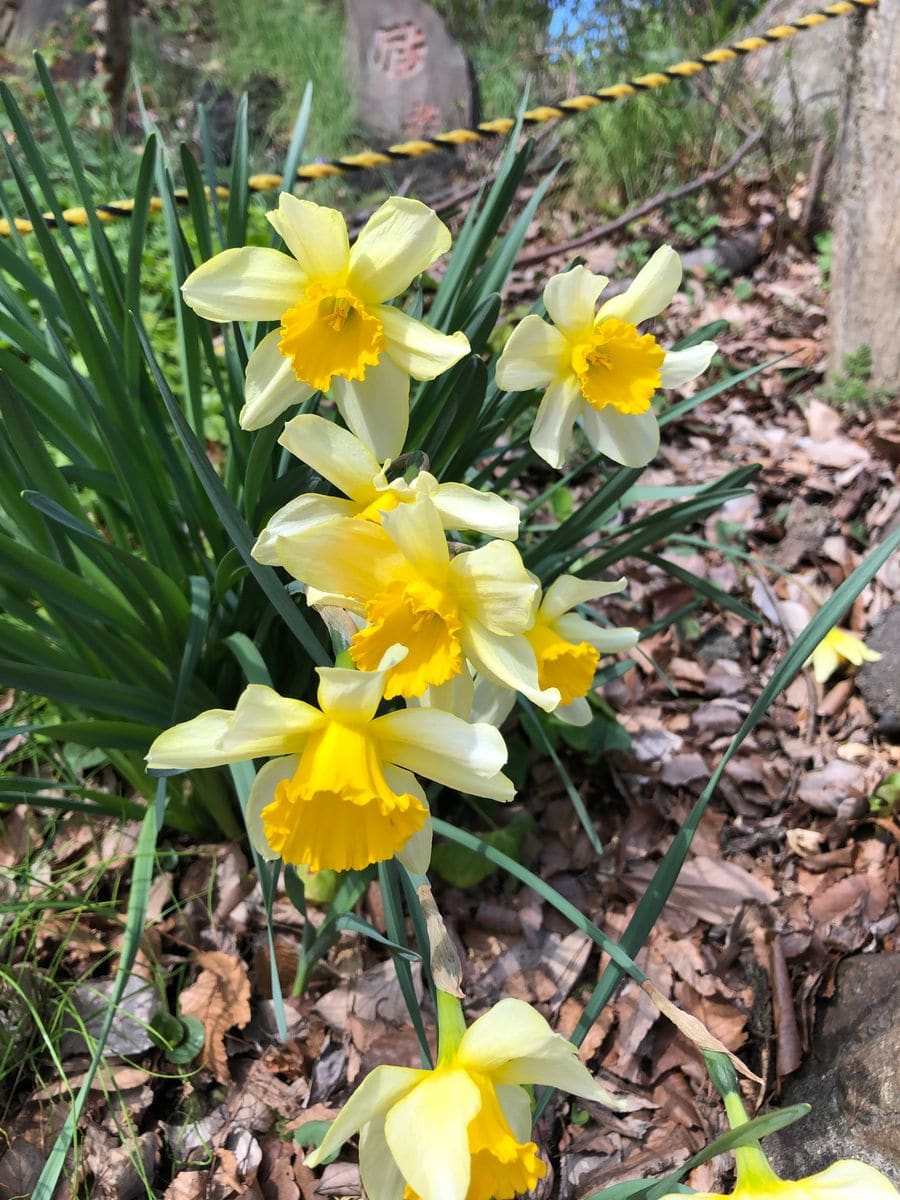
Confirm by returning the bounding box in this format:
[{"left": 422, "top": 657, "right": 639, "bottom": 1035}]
[
  {"left": 637, "top": 552, "right": 762, "bottom": 625},
  {"left": 378, "top": 860, "right": 433, "bottom": 1067},
  {"left": 572, "top": 525, "right": 900, "bottom": 1057},
  {"left": 517, "top": 702, "right": 603, "bottom": 855},
  {"left": 133, "top": 314, "right": 329, "bottom": 666},
  {"left": 430, "top": 818, "right": 645, "bottom": 984}
]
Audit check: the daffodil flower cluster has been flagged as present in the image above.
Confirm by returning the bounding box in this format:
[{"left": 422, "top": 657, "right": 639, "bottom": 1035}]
[
  {"left": 149, "top": 192, "right": 662, "bottom": 875},
  {"left": 144, "top": 192, "right": 885, "bottom": 1200}
]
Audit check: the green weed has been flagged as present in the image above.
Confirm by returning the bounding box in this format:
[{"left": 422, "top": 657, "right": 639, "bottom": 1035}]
[{"left": 817, "top": 345, "right": 895, "bottom": 416}]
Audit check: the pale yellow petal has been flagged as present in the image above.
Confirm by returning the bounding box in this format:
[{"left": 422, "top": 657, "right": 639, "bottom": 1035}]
[
  {"left": 388, "top": 770, "right": 432, "bottom": 873},
  {"left": 555, "top": 613, "right": 638, "bottom": 655},
  {"left": 375, "top": 707, "right": 507, "bottom": 781},
  {"left": 496, "top": 1085, "right": 532, "bottom": 1143},
  {"left": 349, "top": 197, "right": 452, "bottom": 304},
  {"left": 460, "top": 998, "right": 618, "bottom": 1106},
  {"left": 580, "top": 404, "right": 660, "bottom": 467},
  {"left": 797, "top": 1160, "right": 899, "bottom": 1198},
  {"left": 596, "top": 244, "right": 681, "bottom": 326},
  {"left": 381, "top": 495, "right": 449, "bottom": 575},
  {"left": 252, "top": 495, "right": 358, "bottom": 565},
  {"left": 451, "top": 540, "right": 538, "bottom": 634},
  {"left": 460, "top": 622, "right": 560, "bottom": 713},
  {"left": 242, "top": 329, "right": 315, "bottom": 430},
  {"left": 279, "top": 412, "right": 381, "bottom": 501},
  {"left": 315, "top": 659, "right": 395, "bottom": 722},
  {"left": 543, "top": 266, "right": 608, "bottom": 339},
  {"left": 413, "top": 671, "right": 476, "bottom": 721},
  {"left": 272, "top": 516, "right": 403, "bottom": 596},
  {"left": 359, "top": 1113, "right": 406, "bottom": 1200},
  {"left": 305, "top": 1065, "right": 425, "bottom": 1168},
  {"left": 384, "top": 1069, "right": 480, "bottom": 1200},
  {"left": 541, "top": 575, "right": 627, "bottom": 622},
  {"left": 553, "top": 697, "right": 593, "bottom": 726},
  {"left": 655, "top": 1157, "right": 900, "bottom": 1200},
  {"left": 529, "top": 376, "right": 584, "bottom": 469},
  {"left": 495, "top": 315, "right": 569, "bottom": 391},
  {"left": 332, "top": 355, "right": 410, "bottom": 462},
  {"left": 429, "top": 481, "right": 520, "bottom": 540},
  {"left": 146, "top": 709, "right": 234, "bottom": 771},
  {"left": 266, "top": 194, "right": 349, "bottom": 284},
  {"left": 470, "top": 675, "right": 517, "bottom": 727},
  {"left": 659, "top": 341, "right": 717, "bottom": 388},
  {"left": 380, "top": 307, "right": 470, "bottom": 381},
  {"left": 225, "top": 684, "right": 324, "bottom": 757},
  {"left": 245, "top": 756, "right": 298, "bottom": 860},
  {"left": 181, "top": 247, "right": 305, "bottom": 321}
]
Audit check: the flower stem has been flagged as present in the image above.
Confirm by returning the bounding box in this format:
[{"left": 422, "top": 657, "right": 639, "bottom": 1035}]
[{"left": 435, "top": 988, "right": 467, "bottom": 1067}]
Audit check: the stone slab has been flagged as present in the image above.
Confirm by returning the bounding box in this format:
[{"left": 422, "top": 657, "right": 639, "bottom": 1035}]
[
  {"left": 766, "top": 953, "right": 900, "bottom": 1182},
  {"left": 344, "top": 0, "right": 476, "bottom": 145}
]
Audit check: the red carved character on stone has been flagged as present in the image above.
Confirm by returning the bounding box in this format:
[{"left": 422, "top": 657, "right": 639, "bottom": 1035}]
[{"left": 372, "top": 22, "right": 427, "bottom": 81}]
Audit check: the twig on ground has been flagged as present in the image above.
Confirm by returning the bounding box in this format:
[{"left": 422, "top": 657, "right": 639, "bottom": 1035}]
[{"left": 516, "top": 130, "right": 762, "bottom": 268}]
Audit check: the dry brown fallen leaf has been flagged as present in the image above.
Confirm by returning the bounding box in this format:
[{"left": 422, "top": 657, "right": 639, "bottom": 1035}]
[
  {"left": 179, "top": 949, "right": 252, "bottom": 1084},
  {"left": 163, "top": 1170, "right": 209, "bottom": 1200}
]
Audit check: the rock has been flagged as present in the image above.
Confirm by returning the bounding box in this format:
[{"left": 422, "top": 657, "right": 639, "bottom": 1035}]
[
  {"left": 344, "top": 0, "right": 477, "bottom": 145},
  {"left": 766, "top": 953, "right": 900, "bottom": 1182},
  {"left": 857, "top": 605, "right": 900, "bottom": 727},
  {"left": 695, "top": 626, "right": 746, "bottom": 668}
]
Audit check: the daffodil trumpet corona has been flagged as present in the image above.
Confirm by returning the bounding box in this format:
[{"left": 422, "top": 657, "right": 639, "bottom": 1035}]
[
  {"left": 252, "top": 413, "right": 519, "bottom": 565},
  {"left": 305, "top": 992, "right": 619, "bottom": 1200},
  {"left": 268, "top": 495, "right": 562, "bottom": 711},
  {"left": 495, "top": 246, "right": 717, "bottom": 469},
  {"left": 145, "top": 648, "right": 513, "bottom": 873},
  {"left": 181, "top": 194, "right": 470, "bottom": 460}
]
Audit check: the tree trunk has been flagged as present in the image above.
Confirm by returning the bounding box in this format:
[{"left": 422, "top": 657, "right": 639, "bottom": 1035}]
[
  {"left": 829, "top": 3, "right": 900, "bottom": 388},
  {"left": 102, "top": 0, "right": 131, "bottom": 130}
]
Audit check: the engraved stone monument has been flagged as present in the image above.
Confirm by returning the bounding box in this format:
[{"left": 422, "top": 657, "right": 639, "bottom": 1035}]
[{"left": 344, "top": 0, "right": 477, "bottom": 145}]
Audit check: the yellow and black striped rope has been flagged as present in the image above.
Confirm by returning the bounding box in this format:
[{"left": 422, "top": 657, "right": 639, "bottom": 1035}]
[{"left": 0, "top": 0, "right": 877, "bottom": 237}]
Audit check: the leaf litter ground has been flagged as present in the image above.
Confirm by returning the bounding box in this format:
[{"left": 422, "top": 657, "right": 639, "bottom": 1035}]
[{"left": 1, "top": 182, "right": 898, "bottom": 1200}]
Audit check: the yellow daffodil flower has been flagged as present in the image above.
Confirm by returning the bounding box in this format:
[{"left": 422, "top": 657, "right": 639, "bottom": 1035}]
[
  {"left": 495, "top": 248, "right": 717, "bottom": 469},
  {"left": 146, "top": 649, "right": 513, "bottom": 873},
  {"left": 252, "top": 414, "right": 519, "bottom": 565},
  {"left": 420, "top": 576, "right": 639, "bottom": 728},
  {"left": 524, "top": 573, "right": 639, "bottom": 724},
  {"left": 658, "top": 1144, "right": 898, "bottom": 1199},
  {"left": 807, "top": 626, "right": 882, "bottom": 685},
  {"left": 269, "top": 496, "right": 561, "bottom": 710},
  {"left": 305, "top": 992, "right": 617, "bottom": 1200},
  {"left": 181, "top": 194, "right": 470, "bottom": 459}
]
